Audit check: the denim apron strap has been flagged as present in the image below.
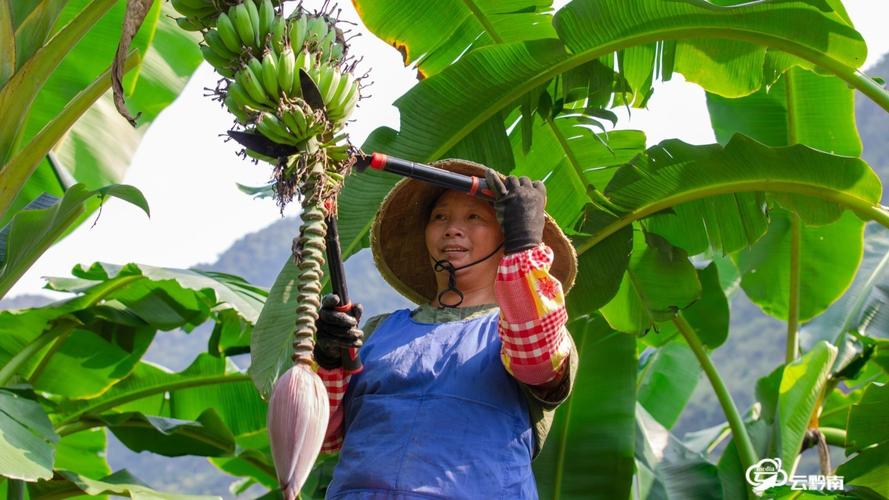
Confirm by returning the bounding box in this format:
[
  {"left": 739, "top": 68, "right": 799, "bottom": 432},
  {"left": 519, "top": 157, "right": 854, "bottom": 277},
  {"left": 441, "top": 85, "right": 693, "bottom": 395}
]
[{"left": 327, "top": 309, "right": 538, "bottom": 499}]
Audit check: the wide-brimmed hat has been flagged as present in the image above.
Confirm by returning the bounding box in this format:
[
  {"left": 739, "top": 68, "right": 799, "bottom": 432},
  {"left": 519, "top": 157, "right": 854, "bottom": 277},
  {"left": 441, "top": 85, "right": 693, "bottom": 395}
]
[{"left": 370, "top": 158, "right": 578, "bottom": 305}]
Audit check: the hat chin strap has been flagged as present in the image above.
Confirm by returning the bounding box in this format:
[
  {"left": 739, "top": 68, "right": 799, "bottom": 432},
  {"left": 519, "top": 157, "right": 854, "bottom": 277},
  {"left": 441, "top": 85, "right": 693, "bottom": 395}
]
[{"left": 432, "top": 242, "right": 504, "bottom": 308}]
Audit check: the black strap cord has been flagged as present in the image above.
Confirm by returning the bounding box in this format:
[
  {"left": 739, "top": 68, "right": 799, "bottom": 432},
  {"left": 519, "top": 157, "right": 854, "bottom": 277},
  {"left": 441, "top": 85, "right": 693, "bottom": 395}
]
[{"left": 432, "top": 243, "right": 504, "bottom": 308}]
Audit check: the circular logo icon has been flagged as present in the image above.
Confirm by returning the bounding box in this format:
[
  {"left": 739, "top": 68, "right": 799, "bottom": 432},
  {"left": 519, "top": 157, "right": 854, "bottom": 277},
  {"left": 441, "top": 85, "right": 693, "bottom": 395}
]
[{"left": 746, "top": 458, "right": 788, "bottom": 496}]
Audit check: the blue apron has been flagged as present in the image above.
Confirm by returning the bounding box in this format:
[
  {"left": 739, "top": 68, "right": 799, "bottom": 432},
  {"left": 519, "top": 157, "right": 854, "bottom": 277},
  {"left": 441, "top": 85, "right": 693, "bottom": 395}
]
[{"left": 326, "top": 308, "right": 538, "bottom": 499}]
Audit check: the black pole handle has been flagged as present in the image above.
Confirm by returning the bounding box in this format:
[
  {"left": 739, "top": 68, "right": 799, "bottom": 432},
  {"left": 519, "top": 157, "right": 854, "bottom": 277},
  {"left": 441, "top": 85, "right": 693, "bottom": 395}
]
[
  {"left": 356, "top": 153, "right": 496, "bottom": 200},
  {"left": 324, "top": 207, "right": 363, "bottom": 374}
]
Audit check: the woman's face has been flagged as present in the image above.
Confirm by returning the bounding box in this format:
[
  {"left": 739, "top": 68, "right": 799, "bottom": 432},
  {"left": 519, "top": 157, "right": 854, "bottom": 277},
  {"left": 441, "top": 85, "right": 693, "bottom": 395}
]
[{"left": 424, "top": 190, "right": 504, "bottom": 274}]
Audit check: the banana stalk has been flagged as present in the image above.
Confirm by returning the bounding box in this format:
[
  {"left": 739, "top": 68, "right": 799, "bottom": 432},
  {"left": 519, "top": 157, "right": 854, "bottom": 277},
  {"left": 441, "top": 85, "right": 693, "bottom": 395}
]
[{"left": 172, "top": 3, "right": 363, "bottom": 497}]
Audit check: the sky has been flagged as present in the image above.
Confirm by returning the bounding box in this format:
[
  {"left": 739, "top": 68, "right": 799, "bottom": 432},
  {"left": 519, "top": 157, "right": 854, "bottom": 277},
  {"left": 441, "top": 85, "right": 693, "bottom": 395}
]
[{"left": 9, "top": 0, "right": 889, "bottom": 299}]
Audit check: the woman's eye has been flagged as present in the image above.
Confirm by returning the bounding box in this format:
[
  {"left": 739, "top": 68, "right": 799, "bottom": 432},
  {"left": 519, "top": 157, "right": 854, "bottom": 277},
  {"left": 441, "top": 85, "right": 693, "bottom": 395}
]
[
  {"left": 468, "top": 213, "right": 482, "bottom": 220},
  {"left": 432, "top": 213, "right": 446, "bottom": 221}
]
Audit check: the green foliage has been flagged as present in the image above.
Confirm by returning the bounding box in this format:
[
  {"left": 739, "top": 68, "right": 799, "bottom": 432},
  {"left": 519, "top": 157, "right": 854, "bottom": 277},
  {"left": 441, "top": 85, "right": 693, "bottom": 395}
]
[{"left": 4, "top": 0, "right": 889, "bottom": 498}]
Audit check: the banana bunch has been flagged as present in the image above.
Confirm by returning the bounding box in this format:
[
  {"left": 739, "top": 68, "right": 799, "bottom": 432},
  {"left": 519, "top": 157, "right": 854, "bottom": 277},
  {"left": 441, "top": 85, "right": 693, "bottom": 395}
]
[
  {"left": 170, "top": 0, "right": 219, "bottom": 31},
  {"left": 287, "top": 12, "right": 346, "bottom": 64},
  {"left": 173, "top": 4, "right": 366, "bottom": 495},
  {"left": 307, "top": 62, "right": 360, "bottom": 125}
]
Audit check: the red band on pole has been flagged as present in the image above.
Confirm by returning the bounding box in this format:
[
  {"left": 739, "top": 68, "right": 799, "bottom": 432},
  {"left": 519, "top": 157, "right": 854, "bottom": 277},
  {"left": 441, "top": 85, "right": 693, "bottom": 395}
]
[
  {"left": 480, "top": 188, "right": 494, "bottom": 198},
  {"left": 345, "top": 347, "right": 364, "bottom": 375},
  {"left": 468, "top": 176, "right": 479, "bottom": 196},
  {"left": 370, "top": 152, "right": 387, "bottom": 170},
  {"left": 335, "top": 302, "right": 352, "bottom": 313}
]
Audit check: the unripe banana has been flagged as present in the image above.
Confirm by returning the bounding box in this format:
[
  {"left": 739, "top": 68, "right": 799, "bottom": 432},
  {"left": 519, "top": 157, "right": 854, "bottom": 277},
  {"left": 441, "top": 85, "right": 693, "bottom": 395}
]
[
  {"left": 244, "top": 0, "right": 262, "bottom": 48},
  {"left": 277, "top": 46, "right": 296, "bottom": 98},
  {"left": 237, "top": 64, "right": 271, "bottom": 104},
  {"left": 258, "top": 0, "right": 275, "bottom": 46},
  {"left": 319, "top": 28, "right": 336, "bottom": 60},
  {"left": 175, "top": 17, "right": 205, "bottom": 31},
  {"left": 227, "top": 80, "right": 267, "bottom": 113},
  {"left": 291, "top": 49, "right": 311, "bottom": 96},
  {"left": 327, "top": 71, "right": 353, "bottom": 118},
  {"left": 225, "top": 93, "right": 251, "bottom": 124},
  {"left": 305, "top": 17, "right": 328, "bottom": 47},
  {"left": 173, "top": 0, "right": 212, "bottom": 12},
  {"left": 313, "top": 64, "right": 334, "bottom": 106},
  {"left": 216, "top": 13, "right": 243, "bottom": 54},
  {"left": 246, "top": 148, "right": 278, "bottom": 165},
  {"left": 231, "top": 3, "right": 256, "bottom": 50},
  {"left": 261, "top": 51, "right": 280, "bottom": 98},
  {"left": 324, "top": 143, "right": 350, "bottom": 162},
  {"left": 200, "top": 45, "right": 235, "bottom": 77},
  {"left": 281, "top": 104, "right": 308, "bottom": 137},
  {"left": 321, "top": 66, "right": 341, "bottom": 107},
  {"left": 329, "top": 42, "right": 344, "bottom": 63},
  {"left": 204, "top": 30, "right": 238, "bottom": 59},
  {"left": 172, "top": 0, "right": 215, "bottom": 19},
  {"left": 257, "top": 112, "right": 299, "bottom": 145},
  {"left": 289, "top": 15, "right": 308, "bottom": 50},
  {"left": 296, "top": 48, "right": 311, "bottom": 73},
  {"left": 269, "top": 16, "right": 286, "bottom": 53},
  {"left": 328, "top": 77, "right": 359, "bottom": 123},
  {"left": 336, "top": 82, "right": 360, "bottom": 121},
  {"left": 247, "top": 56, "right": 265, "bottom": 84}
]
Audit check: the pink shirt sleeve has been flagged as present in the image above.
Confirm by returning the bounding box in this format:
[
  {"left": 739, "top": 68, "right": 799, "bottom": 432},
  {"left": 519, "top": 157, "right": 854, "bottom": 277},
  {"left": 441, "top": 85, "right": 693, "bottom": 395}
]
[
  {"left": 495, "top": 243, "right": 571, "bottom": 386},
  {"left": 317, "top": 366, "right": 352, "bottom": 453}
]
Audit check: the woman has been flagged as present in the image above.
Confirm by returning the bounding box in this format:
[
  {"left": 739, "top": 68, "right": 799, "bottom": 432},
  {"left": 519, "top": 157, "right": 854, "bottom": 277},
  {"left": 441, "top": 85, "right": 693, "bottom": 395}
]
[{"left": 313, "top": 159, "right": 578, "bottom": 499}]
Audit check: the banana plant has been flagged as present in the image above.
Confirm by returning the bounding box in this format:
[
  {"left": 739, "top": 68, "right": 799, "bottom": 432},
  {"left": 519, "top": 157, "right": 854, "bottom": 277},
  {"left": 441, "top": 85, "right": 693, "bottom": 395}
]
[
  {"left": 0, "top": 262, "right": 269, "bottom": 496},
  {"left": 0, "top": 0, "right": 203, "bottom": 300}
]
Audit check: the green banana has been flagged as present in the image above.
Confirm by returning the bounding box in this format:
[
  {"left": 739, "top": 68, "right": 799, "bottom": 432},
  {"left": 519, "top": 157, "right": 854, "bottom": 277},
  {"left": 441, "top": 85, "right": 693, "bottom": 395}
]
[
  {"left": 324, "top": 143, "right": 350, "bottom": 162},
  {"left": 313, "top": 64, "right": 334, "bottom": 105},
  {"left": 269, "top": 16, "right": 286, "bottom": 52},
  {"left": 204, "top": 30, "right": 237, "bottom": 59},
  {"left": 292, "top": 49, "right": 312, "bottom": 95},
  {"left": 216, "top": 13, "right": 242, "bottom": 53},
  {"left": 281, "top": 104, "right": 308, "bottom": 137},
  {"left": 175, "top": 17, "right": 204, "bottom": 32},
  {"left": 288, "top": 15, "right": 308, "bottom": 50},
  {"left": 237, "top": 64, "right": 271, "bottom": 104},
  {"left": 319, "top": 28, "right": 336, "bottom": 60},
  {"left": 329, "top": 42, "right": 344, "bottom": 63},
  {"left": 172, "top": 0, "right": 215, "bottom": 19},
  {"left": 277, "top": 46, "right": 296, "bottom": 99},
  {"left": 231, "top": 3, "right": 256, "bottom": 50},
  {"left": 225, "top": 93, "right": 251, "bottom": 124},
  {"left": 247, "top": 56, "right": 265, "bottom": 83},
  {"left": 261, "top": 50, "right": 280, "bottom": 98},
  {"left": 244, "top": 0, "right": 262, "bottom": 48},
  {"left": 322, "top": 65, "right": 341, "bottom": 107},
  {"left": 172, "top": 0, "right": 212, "bottom": 12},
  {"left": 200, "top": 45, "right": 235, "bottom": 77},
  {"left": 257, "top": 112, "right": 299, "bottom": 145},
  {"left": 227, "top": 80, "right": 267, "bottom": 113},
  {"left": 246, "top": 148, "right": 277, "bottom": 165},
  {"left": 326, "top": 71, "right": 353, "bottom": 118},
  {"left": 258, "top": 0, "right": 275, "bottom": 46},
  {"left": 328, "top": 76, "right": 359, "bottom": 123},
  {"left": 305, "top": 16, "right": 328, "bottom": 47}
]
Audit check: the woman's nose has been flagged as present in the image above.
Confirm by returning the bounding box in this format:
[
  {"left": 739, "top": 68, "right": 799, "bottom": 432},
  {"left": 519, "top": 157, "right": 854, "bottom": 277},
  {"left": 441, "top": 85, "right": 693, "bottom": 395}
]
[{"left": 444, "top": 222, "right": 464, "bottom": 237}]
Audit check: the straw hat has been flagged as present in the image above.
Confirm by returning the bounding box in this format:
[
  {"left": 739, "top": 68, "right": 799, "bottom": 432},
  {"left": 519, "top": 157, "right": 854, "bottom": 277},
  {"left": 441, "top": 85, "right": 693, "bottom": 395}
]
[{"left": 370, "top": 158, "right": 578, "bottom": 305}]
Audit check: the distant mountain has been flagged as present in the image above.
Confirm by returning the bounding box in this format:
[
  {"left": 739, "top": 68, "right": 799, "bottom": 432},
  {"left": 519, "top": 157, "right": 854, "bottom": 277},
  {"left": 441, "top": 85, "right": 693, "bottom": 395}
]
[{"left": 0, "top": 293, "right": 54, "bottom": 309}]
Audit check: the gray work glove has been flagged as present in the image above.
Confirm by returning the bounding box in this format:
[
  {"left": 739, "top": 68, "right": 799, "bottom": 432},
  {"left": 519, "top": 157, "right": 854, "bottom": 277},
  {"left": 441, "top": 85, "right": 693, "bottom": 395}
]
[
  {"left": 313, "top": 294, "right": 363, "bottom": 370},
  {"left": 484, "top": 169, "right": 547, "bottom": 254}
]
